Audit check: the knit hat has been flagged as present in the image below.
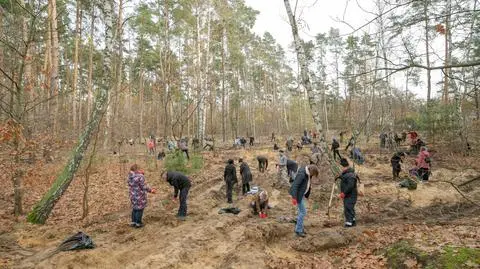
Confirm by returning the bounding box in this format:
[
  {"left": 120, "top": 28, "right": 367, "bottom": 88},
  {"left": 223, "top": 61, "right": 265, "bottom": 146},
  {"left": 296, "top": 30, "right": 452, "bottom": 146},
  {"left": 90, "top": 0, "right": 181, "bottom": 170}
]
[{"left": 340, "top": 158, "right": 349, "bottom": 167}]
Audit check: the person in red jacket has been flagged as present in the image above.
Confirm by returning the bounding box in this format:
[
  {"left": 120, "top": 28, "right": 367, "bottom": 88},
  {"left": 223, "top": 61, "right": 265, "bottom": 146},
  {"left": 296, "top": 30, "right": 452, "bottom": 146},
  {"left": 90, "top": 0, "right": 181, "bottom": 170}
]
[{"left": 415, "top": 146, "right": 431, "bottom": 182}]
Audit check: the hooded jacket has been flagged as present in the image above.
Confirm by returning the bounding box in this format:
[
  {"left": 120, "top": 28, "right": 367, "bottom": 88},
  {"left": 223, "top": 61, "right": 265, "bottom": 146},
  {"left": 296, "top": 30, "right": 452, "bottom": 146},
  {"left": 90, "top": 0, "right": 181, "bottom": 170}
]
[
  {"left": 339, "top": 167, "right": 358, "bottom": 199},
  {"left": 128, "top": 171, "right": 152, "bottom": 210},
  {"left": 240, "top": 162, "right": 252, "bottom": 183},
  {"left": 224, "top": 164, "right": 237, "bottom": 183}
]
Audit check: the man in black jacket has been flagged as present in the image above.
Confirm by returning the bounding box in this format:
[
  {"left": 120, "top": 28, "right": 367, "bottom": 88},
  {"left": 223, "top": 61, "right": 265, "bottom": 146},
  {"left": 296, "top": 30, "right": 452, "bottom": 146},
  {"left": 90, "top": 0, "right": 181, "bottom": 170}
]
[
  {"left": 239, "top": 158, "right": 252, "bottom": 195},
  {"left": 289, "top": 164, "right": 319, "bottom": 237},
  {"left": 256, "top": 155, "right": 268, "bottom": 173},
  {"left": 338, "top": 158, "right": 358, "bottom": 227},
  {"left": 331, "top": 138, "right": 342, "bottom": 161},
  {"left": 162, "top": 171, "right": 192, "bottom": 221},
  {"left": 224, "top": 159, "right": 238, "bottom": 203}
]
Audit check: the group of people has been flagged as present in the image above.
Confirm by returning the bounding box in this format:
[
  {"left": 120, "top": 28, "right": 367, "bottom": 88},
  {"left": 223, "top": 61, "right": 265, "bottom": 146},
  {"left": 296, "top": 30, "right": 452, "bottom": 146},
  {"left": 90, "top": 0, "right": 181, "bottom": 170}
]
[
  {"left": 127, "top": 165, "right": 192, "bottom": 227},
  {"left": 390, "top": 131, "right": 432, "bottom": 183},
  {"left": 129, "top": 129, "right": 438, "bottom": 238}
]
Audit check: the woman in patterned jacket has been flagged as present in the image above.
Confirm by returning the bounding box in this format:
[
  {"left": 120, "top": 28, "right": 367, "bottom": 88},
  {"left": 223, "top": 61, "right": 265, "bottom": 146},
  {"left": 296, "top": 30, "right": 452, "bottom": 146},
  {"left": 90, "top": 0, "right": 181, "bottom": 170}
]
[{"left": 128, "top": 164, "right": 156, "bottom": 228}]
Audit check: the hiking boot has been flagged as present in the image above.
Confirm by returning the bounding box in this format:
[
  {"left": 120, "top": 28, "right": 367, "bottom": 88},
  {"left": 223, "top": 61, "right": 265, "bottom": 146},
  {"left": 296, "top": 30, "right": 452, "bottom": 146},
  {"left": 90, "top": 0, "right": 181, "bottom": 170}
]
[
  {"left": 344, "top": 224, "right": 354, "bottom": 228},
  {"left": 177, "top": 216, "right": 186, "bottom": 221},
  {"left": 295, "top": 232, "right": 306, "bottom": 237},
  {"left": 135, "top": 223, "right": 144, "bottom": 228},
  {"left": 130, "top": 222, "right": 136, "bottom": 227}
]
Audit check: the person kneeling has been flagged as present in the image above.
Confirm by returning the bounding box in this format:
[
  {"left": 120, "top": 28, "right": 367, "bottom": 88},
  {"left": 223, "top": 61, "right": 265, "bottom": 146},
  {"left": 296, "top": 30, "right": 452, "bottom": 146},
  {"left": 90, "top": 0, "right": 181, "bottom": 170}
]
[{"left": 250, "top": 190, "right": 269, "bottom": 218}]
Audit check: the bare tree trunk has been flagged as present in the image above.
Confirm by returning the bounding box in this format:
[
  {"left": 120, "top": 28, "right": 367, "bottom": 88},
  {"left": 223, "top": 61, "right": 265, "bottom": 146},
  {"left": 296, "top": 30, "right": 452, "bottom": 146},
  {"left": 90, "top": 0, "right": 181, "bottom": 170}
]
[
  {"left": 221, "top": 24, "right": 227, "bottom": 142},
  {"left": 443, "top": 0, "right": 451, "bottom": 104},
  {"left": 283, "top": 0, "right": 324, "bottom": 138},
  {"left": 424, "top": 1, "right": 432, "bottom": 103},
  {"left": 87, "top": 8, "right": 94, "bottom": 122},
  {"left": 72, "top": 0, "right": 82, "bottom": 132},
  {"left": 49, "top": 0, "right": 60, "bottom": 134}
]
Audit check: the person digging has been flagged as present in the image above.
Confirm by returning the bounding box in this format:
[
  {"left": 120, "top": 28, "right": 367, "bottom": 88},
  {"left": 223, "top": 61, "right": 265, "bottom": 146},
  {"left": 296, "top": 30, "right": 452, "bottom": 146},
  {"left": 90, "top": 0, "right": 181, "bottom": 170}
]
[{"left": 250, "top": 190, "right": 269, "bottom": 218}]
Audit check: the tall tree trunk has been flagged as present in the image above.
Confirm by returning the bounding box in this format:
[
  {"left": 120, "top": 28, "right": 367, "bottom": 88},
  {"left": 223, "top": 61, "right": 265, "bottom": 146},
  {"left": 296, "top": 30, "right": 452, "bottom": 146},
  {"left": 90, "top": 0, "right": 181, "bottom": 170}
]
[
  {"left": 221, "top": 23, "right": 227, "bottom": 142},
  {"left": 72, "top": 0, "right": 82, "bottom": 132},
  {"left": 87, "top": 8, "right": 94, "bottom": 122},
  {"left": 49, "top": 0, "right": 60, "bottom": 134},
  {"left": 424, "top": 1, "right": 432, "bottom": 103},
  {"left": 27, "top": 0, "right": 115, "bottom": 224},
  {"left": 283, "top": 0, "right": 324, "bottom": 138},
  {"left": 443, "top": 0, "right": 451, "bottom": 104}
]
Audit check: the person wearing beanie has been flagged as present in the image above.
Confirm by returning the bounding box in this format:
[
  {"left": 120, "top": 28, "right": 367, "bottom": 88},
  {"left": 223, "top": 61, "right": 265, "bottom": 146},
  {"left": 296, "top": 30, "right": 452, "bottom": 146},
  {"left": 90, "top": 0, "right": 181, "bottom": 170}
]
[
  {"left": 239, "top": 158, "right": 252, "bottom": 195},
  {"left": 338, "top": 158, "right": 359, "bottom": 228},
  {"left": 224, "top": 159, "right": 238, "bottom": 203}
]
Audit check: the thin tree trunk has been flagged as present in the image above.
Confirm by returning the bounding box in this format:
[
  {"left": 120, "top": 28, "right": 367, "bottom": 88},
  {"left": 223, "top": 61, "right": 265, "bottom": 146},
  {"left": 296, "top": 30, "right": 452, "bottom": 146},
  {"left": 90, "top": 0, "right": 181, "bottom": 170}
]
[
  {"left": 424, "top": 1, "right": 432, "bottom": 103},
  {"left": 87, "top": 8, "right": 94, "bottom": 122},
  {"left": 49, "top": 0, "right": 60, "bottom": 134},
  {"left": 73, "top": 0, "right": 82, "bottom": 132},
  {"left": 221, "top": 24, "right": 227, "bottom": 142}
]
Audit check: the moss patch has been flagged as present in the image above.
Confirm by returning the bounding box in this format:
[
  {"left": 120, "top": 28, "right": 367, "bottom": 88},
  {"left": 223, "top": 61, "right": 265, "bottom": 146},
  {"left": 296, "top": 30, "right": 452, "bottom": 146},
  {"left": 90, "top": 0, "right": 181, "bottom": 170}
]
[{"left": 384, "top": 240, "right": 479, "bottom": 269}]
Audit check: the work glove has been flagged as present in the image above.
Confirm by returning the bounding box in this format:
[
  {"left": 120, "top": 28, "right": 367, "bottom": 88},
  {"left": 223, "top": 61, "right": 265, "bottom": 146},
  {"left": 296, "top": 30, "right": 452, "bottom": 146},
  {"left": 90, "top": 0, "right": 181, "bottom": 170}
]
[
  {"left": 260, "top": 213, "right": 267, "bottom": 219},
  {"left": 339, "top": 192, "right": 345, "bottom": 199},
  {"left": 291, "top": 198, "right": 298, "bottom": 206}
]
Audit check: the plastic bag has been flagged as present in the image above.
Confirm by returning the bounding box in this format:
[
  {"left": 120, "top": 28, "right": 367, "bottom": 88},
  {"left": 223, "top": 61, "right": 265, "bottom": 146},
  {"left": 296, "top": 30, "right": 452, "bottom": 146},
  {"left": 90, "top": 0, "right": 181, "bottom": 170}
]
[{"left": 57, "top": 232, "right": 95, "bottom": 251}]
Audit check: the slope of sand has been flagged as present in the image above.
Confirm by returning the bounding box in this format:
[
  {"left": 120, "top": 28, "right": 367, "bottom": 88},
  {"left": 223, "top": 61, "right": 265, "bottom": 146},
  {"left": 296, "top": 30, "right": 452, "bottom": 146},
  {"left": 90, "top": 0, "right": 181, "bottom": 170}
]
[{"left": 1, "top": 142, "right": 479, "bottom": 268}]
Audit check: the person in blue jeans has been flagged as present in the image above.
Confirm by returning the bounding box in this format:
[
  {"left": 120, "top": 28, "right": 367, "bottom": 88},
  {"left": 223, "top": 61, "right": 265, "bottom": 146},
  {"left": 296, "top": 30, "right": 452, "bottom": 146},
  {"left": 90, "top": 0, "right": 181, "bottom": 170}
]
[{"left": 289, "top": 164, "right": 319, "bottom": 237}]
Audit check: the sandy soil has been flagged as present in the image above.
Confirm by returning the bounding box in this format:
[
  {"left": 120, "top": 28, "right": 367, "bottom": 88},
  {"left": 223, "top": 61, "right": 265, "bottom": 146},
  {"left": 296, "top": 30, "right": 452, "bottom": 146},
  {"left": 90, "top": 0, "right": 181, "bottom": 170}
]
[{"left": 1, "top": 140, "right": 479, "bottom": 268}]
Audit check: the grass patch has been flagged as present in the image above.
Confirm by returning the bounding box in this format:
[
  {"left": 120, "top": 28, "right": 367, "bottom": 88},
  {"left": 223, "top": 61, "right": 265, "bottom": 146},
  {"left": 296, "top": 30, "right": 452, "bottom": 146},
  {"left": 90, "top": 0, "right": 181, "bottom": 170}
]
[
  {"left": 163, "top": 150, "right": 203, "bottom": 175},
  {"left": 433, "top": 246, "right": 480, "bottom": 269},
  {"left": 384, "top": 240, "right": 480, "bottom": 269}
]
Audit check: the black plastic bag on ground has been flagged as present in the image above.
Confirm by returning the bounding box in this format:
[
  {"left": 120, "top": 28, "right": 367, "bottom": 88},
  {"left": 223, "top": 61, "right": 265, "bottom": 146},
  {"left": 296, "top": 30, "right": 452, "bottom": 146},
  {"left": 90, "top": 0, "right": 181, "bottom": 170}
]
[
  {"left": 399, "top": 178, "right": 417, "bottom": 190},
  {"left": 57, "top": 232, "right": 95, "bottom": 251},
  {"left": 218, "top": 207, "right": 241, "bottom": 215}
]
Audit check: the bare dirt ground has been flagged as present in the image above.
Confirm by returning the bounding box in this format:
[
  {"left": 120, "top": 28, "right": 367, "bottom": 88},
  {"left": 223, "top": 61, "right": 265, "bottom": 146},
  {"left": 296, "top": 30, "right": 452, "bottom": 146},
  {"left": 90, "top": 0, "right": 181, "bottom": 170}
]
[{"left": 1, "top": 138, "right": 479, "bottom": 268}]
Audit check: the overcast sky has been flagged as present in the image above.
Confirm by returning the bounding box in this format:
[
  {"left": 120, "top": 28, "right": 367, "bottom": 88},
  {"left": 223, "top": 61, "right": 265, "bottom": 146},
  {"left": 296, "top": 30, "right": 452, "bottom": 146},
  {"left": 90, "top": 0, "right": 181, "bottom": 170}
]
[{"left": 243, "top": 0, "right": 436, "bottom": 99}]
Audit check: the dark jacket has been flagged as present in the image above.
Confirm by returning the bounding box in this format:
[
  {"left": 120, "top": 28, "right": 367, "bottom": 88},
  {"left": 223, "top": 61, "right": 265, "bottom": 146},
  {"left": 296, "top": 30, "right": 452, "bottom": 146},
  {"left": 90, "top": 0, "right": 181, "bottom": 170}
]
[
  {"left": 391, "top": 153, "right": 403, "bottom": 167},
  {"left": 166, "top": 171, "right": 191, "bottom": 198},
  {"left": 224, "top": 164, "right": 237, "bottom": 183},
  {"left": 286, "top": 160, "right": 298, "bottom": 174},
  {"left": 239, "top": 162, "right": 252, "bottom": 183},
  {"left": 339, "top": 167, "right": 358, "bottom": 199},
  {"left": 331, "top": 140, "right": 340, "bottom": 150},
  {"left": 289, "top": 167, "right": 311, "bottom": 203}
]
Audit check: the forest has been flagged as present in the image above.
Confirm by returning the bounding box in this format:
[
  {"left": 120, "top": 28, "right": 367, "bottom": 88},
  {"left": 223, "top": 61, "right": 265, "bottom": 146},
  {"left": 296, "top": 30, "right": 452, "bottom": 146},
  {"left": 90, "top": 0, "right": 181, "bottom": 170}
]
[{"left": 0, "top": 0, "right": 479, "bottom": 268}]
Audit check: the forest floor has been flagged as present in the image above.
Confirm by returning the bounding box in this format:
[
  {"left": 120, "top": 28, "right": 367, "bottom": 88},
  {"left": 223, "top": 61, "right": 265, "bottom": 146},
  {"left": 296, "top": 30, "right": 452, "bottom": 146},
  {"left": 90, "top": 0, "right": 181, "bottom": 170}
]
[{"left": 1, "top": 138, "right": 480, "bottom": 268}]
